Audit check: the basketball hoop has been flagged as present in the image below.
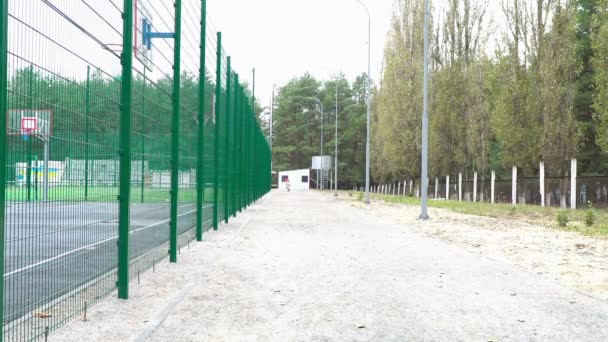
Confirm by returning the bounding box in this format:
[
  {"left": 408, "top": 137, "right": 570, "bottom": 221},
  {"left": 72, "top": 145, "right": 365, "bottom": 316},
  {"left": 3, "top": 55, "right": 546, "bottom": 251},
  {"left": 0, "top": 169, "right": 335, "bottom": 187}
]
[{"left": 101, "top": 43, "right": 123, "bottom": 56}]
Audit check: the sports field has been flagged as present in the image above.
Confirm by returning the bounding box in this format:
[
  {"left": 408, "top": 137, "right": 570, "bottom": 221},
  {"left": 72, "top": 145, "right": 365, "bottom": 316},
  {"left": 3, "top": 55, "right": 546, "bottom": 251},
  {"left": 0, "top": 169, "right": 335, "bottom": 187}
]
[
  {"left": 4, "top": 185, "right": 216, "bottom": 203},
  {"left": 3, "top": 200, "right": 214, "bottom": 323}
]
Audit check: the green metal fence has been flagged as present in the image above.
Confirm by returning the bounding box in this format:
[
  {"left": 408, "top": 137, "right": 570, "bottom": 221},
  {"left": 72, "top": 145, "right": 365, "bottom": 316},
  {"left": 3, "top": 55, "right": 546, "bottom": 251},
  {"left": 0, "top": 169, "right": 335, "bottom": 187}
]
[{"left": 0, "top": 0, "right": 271, "bottom": 340}]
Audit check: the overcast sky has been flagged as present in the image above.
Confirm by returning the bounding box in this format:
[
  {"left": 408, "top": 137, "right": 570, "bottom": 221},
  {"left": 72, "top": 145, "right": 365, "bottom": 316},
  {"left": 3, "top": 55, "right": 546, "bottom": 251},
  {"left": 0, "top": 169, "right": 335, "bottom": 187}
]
[
  {"left": 207, "top": 0, "right": 396, "bottom": 109},
  {"left": 207, "top": 0, "right": 508, "bottom": 111}
]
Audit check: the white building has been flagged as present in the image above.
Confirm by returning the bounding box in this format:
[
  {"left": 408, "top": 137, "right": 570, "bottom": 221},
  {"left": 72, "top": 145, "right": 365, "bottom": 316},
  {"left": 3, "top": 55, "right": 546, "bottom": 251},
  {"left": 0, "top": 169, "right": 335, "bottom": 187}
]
[{"left": 278, "top": 169, "right": 310, "bottom": 191}]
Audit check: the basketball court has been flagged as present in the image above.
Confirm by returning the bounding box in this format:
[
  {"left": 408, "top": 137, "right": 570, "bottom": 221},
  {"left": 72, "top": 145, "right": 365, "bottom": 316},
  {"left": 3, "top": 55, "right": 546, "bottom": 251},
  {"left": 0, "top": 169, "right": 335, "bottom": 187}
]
[{"left": 3, "top": 200, "right": 213, "bottom": 322}]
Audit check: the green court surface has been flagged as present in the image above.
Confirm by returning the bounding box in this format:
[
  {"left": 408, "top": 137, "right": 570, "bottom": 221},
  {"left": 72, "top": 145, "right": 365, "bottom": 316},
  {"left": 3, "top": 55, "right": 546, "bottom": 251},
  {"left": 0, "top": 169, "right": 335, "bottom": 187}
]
[{"left": 5, "top": 186, "right": 218, "bottom": 203}]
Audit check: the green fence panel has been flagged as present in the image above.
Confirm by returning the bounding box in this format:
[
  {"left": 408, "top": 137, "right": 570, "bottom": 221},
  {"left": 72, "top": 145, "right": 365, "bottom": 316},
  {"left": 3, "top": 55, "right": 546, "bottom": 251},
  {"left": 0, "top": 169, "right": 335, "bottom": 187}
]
[{"left": 0, "top": 1, "right": 271, "bottom": 340}]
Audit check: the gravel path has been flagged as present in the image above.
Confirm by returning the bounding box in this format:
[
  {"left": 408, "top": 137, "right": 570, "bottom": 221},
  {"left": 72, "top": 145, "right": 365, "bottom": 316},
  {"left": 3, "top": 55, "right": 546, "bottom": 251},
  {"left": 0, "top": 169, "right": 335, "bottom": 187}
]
[{"left": 53, "top": 190, "right": 608, "bottom": 341}]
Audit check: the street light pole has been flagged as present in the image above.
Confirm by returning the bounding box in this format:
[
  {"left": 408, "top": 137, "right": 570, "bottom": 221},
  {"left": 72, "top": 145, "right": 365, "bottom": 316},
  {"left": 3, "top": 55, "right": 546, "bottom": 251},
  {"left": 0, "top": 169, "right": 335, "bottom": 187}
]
[
  {"left": 305, "top": 97, "right": 324, "bottom": 190},
  {"left": 419, "top": 0, "right": 430, "bottom": 220},
  {"left": 270, "top": 85, "right": 274, "bottom": 153},
  {"left": 334, "top": 78, "right": 338, "bottom": 197},
  {"left": 318, "top": 100, "right": 325, "bottom": 190},
  {"left": 355, "top": 0, "right": 372, "bottom": 204}
]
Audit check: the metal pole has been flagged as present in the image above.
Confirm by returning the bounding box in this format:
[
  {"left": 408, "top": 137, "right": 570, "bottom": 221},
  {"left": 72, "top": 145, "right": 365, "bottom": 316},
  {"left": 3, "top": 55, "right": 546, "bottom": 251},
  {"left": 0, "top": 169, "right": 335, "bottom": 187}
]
[
  {"left": 169, "top": 0, "right": 182, "bottom": 263},
  {"left": 213, "top": 32, "right": 221, "bottom": 229},
  {"left": 419, "top": 0, "right": 430, "bottom": 220},
  {"left": 252, "top": 68, "right": 256, "bottom": 200},
  {"left": 334, "top": 78, "right": 338, "bottom": 196},
  {"left": 27, "top": 65, "right": 33, "bottom": 202},
  {"left": 118, "top": 0, "right": 134, "bottom": 299},
  {"left": 0, "top": 0, "right": 9, "bottom": 330},
  {"left": 232, "top": 75, "right": 239, "bottom": 218},
  {"left": 270, "top": 84, "right": 274, "bottom": 180},
  {"left": 140, "top": 67, "right": 146, "bottom": 203},
  {"left": 306, "top": 97, "right": 324, "bottom": 190},
  {"left": 355, "top": 0, "right": 371, "bottom": 204},
  {"left": 85, "top": 65, "right": 90, "bottom": 201},
  {"left": 224, "top": 57, "right": 232, "bottom": 223},
  {"left": 196, "top": 0, "right": 206, "bottom": 241},
  {"left": 43, "top": 138, "right": 49, "bottom": 202},
  {"left": 320, "top": 101, "right": 324, "bottom": 190}
]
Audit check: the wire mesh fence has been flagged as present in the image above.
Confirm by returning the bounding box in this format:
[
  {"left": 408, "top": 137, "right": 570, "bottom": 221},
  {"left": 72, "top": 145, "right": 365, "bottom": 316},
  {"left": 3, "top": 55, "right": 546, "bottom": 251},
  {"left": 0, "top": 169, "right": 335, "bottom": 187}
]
[{"left": 0, "top": 1, "right": 271, "bottom": 340}]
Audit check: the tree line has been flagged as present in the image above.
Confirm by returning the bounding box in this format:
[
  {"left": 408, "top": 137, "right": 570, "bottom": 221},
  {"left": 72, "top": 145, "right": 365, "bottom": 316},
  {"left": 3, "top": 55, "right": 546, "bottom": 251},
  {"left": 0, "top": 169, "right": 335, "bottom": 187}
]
[
  {"left": 373, "top": 0, "right": 608, "bottom": 202},
  {"left": 271, "top": 73, "right": 369, "bottom": 188}
]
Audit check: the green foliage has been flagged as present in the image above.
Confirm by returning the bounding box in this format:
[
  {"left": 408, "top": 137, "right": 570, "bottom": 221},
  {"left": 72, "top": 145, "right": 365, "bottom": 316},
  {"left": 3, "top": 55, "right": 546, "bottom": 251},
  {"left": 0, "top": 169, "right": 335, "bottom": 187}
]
[
  {"left": 370, "top": 0, "right": 595, "bottom": 185},
  {"left": 357, "top": 191, "right": 364, "bottom": 201},
  {"left": 592, "top": 0, "right": 608, "bottom": 152},
  {"left": 557, "top": 211, "right": 570, "bottom": 227},
  {"left": 585, "top": 202, "right": 597, "bottom": 226},
  {"left": 272, "top": 73, "right": 367, "bottom": 188}
]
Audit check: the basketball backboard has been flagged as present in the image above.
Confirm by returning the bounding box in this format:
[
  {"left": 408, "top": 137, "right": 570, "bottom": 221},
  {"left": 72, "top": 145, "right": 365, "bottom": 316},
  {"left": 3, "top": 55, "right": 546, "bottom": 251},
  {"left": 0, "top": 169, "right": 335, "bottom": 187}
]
[
  {"left": 7, "top": 110, "right": 52, "bottom": 138},
  {"left": 134, "top": 0, "right": 153, "bottom": 71}
]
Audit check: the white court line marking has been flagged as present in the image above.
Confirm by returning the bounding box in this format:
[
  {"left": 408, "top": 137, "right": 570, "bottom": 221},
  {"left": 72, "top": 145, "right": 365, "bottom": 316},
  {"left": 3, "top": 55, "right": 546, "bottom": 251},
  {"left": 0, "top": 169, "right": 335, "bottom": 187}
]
[{"left": 4, "top": 209, "right": 198, "bottom": 277}]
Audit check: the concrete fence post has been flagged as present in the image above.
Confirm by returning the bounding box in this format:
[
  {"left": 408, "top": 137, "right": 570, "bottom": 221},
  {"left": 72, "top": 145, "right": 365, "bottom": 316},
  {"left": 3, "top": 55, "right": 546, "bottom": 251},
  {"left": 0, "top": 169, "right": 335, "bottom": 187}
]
[
  {"left": 446, "top": 175, "right": 450, "bottom": 200},
  {"left": 458, "top": 172, "right": 462, "bottom": 202},
  {"left": 540, "top": 161, "right": 545, "bottom": 207},
  {"left": 512, "top": 166, "right": 517, "bottom": 205},
  {"left": 434, "top": 177, "right": 438, "bottom": 199},
  {"left": 571, "top": 158, "right": 577, "bottom": 209},
  {"left": 491, "top": 170, "right": 495, "bottom": 204},
  {"left": 473, "top": 171, "right": 478, "bottom": 202}
]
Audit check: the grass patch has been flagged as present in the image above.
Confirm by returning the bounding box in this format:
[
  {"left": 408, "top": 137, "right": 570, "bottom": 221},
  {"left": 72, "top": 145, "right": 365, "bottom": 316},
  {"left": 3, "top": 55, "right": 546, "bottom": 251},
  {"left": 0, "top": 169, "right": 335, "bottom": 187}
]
[{"left": 352, "top": 191, "right": 608, "bottom": 237}]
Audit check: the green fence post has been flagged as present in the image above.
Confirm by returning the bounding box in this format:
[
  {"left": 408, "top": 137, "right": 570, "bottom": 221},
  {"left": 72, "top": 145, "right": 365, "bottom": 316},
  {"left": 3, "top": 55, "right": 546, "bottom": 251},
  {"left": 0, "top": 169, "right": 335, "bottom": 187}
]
[
  {"left": 85, "top": 65, "right": 90, "bottom": 201},
  {"left": 213, "top": 32, "right": 221, "bottom": 230},
  {"left": 170, "top": 0, "right": 182, "bottom": 263},
  {"left": 232, "top": 75, "right": 239, "bottom": 218},
  {"left": 224, "top": 57, "right": 231, "bottom": 223},
  {"left": 249, "top": 105, "right": 253, "bottom": 205},
  {"left": 118, "top": 0, "right": 134, "bottom": 300},
  {"left": 252, "top": 70, "right": 256, "bottom": 201},
  {"left": 26, "top": 64, "right": 33, "bottom": 202},
  {"left": 196, "top": 0, "right": 207, "bottom": 241},
  {"left": 0, "top": 0, "right": 8, "bottom": 337},
  {"left": 140, "top": 68, "right": 146, "bottom": 203},
  {"left": 240, "top": 89, "right": 244, "bottom": 212}
]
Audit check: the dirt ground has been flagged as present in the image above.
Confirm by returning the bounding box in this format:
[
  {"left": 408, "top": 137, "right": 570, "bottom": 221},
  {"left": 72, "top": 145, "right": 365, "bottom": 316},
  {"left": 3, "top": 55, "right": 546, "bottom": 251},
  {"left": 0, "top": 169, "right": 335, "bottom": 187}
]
[
  {"left": 52, "top": 190, "right": 608, "bottom": 341},
  {"left": 340, "top": 192, "right": 608, "bottom": 301}
]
